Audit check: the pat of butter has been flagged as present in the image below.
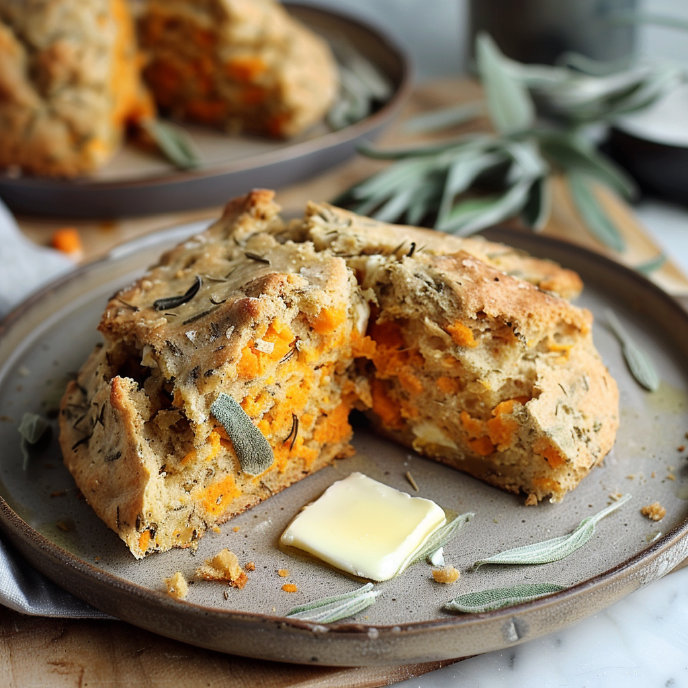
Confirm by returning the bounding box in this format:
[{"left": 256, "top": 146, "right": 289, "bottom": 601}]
[{"left": 280, "top": 472, "right": 446, "bottom": 581}]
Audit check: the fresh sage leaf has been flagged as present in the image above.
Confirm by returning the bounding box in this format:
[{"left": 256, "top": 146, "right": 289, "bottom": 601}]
[
  {"left": 567, "top": 173, "right": 626, "bottom": 252},
  {"left": 445, "top": 583, "right": 567, "bottom": 613},
  {"left": 286, "top": 583, "right": 378, "bottom": 623},
  {"left": 405, "top": 512, "right": 474, "bottom": 567},
  {"left": 473, "top": 494, "right": 631, "bottom": 568},
  {"left": 634, "top": 254, "right": 667, "bottom": 275},
  {"left": 476, "top": 33, "right": 535, "bottom": 136},
  {"left": 211, "top": 392, "right": 274, "bottom": 475},
  {"left": 18, "top": 413, "right": 50, "bottom": 470},
  {"left": 403, "top": 102, "right": 485, "bottom": 134},
  {"left": 520, "top": 175, "right": 551, "bottom": 231},
  {"left": 539, "top": 133, "right": 637, "bottom": 200},
  {"left": 141, "top": 119, "right": 201, "bottom": 170},
  {"left": 357, "top": 135, "right": 491, "bottom": 161},
  {"left": 153, "top": 276, "right": 202, "bottom": 311},
  {"left": 606, "top": 310, "right": 660, "bottom": 391}
]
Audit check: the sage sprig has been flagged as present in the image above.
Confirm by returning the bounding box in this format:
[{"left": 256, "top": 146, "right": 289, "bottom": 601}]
[
  {"left": 445, "top": 583, "right": 566, "bottom": 613},
  {"left": 141, "top": 119, "right": 201, "bottom": 171},
  {"left": 335, "top": 32, "right": 681, "bottom": 253},
  {"left": 285, "top": 583, "right": 378, "bottom": 623},
  {"left": 18, "top": 413, "right": 50, "bottom": 470},
  {"left": 405, "top": 512, "right": 474, "bottom": 567},
  {"left": 210, "top": 392, "right": 274, "bottom": 475},
  {"left": 473, "top": 494, "right": 631, "bottom": 568},
  {"left": 606, "top": 310, "right": 660, "bottom": 391}
]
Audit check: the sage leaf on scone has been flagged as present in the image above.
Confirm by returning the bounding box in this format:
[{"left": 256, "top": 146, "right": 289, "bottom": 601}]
[
  {"left": 445, "top": 583, "right": 567, "bottom": 614},
  {"left": 473, "top": 494, "right": 631, "bottom": 568},
  {"left": 606, "top": 309, "right": 660, "bottom": 391},
  {"left": 153, "top": 275, "right": 202, "bottom": 311},
  {"left": 407, "top": 512, "right": 474, "bottom": 566},
  {"left": 210, "top": 392, "right": 274, "bottom": 475},
  {"left": 18, "top": 412, "right": 50, "bottom": 470},
  {"left": 286, "top": 583, "right": 378, "bottom": 623}
]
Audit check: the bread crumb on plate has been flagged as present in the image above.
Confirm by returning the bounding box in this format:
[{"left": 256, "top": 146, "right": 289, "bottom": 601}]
[
  {"left": 432, "top": 566, "right": 460, "bottom": 584},
  {"left": 165, "top": 571, "right": 188, "bottom": 599},
  {"left": 282, "top": 583, "right": 298, "bottom": 593},
  {"left": 641, "top": 502, "right": 666, "bottom": 522},
  {"left": 196, "top": 549, "right": 248, "bottom": 589}
]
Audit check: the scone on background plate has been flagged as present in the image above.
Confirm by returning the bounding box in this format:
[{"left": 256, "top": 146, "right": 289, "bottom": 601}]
[
  {"left": 138, "top": 0, "right": 339, "bottom": 138},
  {"left": 59, "top": 190, "right": 618, "bottom": 559},
  {"left": 0, "top": 0, "right": 154, "bottom": 177}
]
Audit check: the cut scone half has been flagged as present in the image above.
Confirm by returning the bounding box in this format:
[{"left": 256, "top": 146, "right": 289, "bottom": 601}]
[
  {"left": 0, "top": 0, "right": 154, "bottom": 177},
  {"left": 138, "top": 0, "right": 339, "bottom": 138},
  {"left": 59, "top": 191, "right": 618, "bottom": 558},
  {"left": 301, "top": 204, "right": 619, "bottom": 503}
]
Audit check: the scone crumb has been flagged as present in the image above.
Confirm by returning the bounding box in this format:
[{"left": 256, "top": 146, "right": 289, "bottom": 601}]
[
  {"left": 278, "top": 568, "right": 289, "bottom": 577},
  {"left": 432, "top": 566, "right": 460, "bottom": 584},
  {"left": 50, "top": 490, "right": 66, "bottom": 498},
  {"left": 233, "top": 526, "right": 240, "bottom": 532},
  {"left": 211, "top": 525, "right": 221, "bottom": 534},
  {"left": 641, "top": 502, "right": 666, "bottom": 522},
  {"left": 245, "top": 562, "right": 256, "bottom": 571},
  {"left": 56, "top": 521, "right": 72, "bottom": 532},
  {"left": 165, "top": 571, "right": 188, "bottom": 600},
  {"left": 524, "top": 493, "right": 538, "bottom": 506},
  {"left": 196, "top": 549, "right": 248, "bottom": 589},
  {"left": 282, "top": 583, "right": 298, "bottom": 593},
  {"left": 609, "top": 492, "right": 623, "bottom": 500}
]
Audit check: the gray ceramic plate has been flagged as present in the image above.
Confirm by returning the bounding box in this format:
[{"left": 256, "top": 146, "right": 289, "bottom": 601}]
[
  {"left": 1, "top": 223, "right": 688, "bottom": 666},
  {"left": 0, "top": 5, "right": 411, "bottom": 219}
]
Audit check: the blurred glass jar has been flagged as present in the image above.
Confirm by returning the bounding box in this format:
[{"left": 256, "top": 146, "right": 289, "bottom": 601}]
[{"left": 469, "top": 0, "right": 638, "bottom": 65}]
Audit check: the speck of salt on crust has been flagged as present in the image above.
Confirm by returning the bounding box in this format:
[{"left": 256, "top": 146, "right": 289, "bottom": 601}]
[
  {"left": 641, "top": 502, "right": 666, "bottom": 522},
  {"left": 524, "top": 494, "right": 538, "bottom": 506},
  {"left": 165, "top": 571, "right": 188, "bottom": 600},
  {"left": 282, "top": 583, "right": 298, "bottom": 593},
  {"left": 432, "top": 566, "right": 460, "bottom": 584},
  {"left": 195, "top": 549, "right": 248, "bottom": 589},
  {"left": 278, "top": 569, "right": 289, "bottom": 577}
]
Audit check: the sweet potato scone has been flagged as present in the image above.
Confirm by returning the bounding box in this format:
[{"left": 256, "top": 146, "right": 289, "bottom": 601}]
[
  {"left": 138, "top": 0, "right": 338, "bottom": 138},
  {"left": 0, "top": 0, "right": 153, "bottom": 177},
  {"left": 59, "top": 190, "right": 618, "bottom": 558}
]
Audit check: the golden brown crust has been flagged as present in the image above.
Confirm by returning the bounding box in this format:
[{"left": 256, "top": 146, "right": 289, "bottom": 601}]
[
  {"left": 138, "top": 0, "right": 338, "bottom": 138},
  {"left": 59, "top": 190, "right": 619, "bottom": 558},
  {"left": 0, "top": 0, "right": 152, "bottom": 177}
]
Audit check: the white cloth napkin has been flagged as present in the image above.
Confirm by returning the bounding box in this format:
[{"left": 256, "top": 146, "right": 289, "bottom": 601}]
[{"left": 0, "top": 198, "right": 110, "bottom": 618}]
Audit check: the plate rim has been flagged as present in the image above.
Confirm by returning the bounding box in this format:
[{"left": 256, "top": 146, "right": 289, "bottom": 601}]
[{"left": 1, "top": 223, "right": 688, "bottom": 662}]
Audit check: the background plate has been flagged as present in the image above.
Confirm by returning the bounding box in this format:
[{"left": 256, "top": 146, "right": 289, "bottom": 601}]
[
  {"left": 0, "top": 5, "right": 411, "bottom": 218},
  {"left": 1, "top": 224, "right": 688, "bottom": 666}
]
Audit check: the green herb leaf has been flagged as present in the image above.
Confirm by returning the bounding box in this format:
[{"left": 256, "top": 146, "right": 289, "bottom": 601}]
[
  {"left": 606, "top": 310, "right": 660, "bottom": 391},
  {"left": 476, "top": 33, "right": 535, "bottom": 136},
  {"left": 357, "top": 135, "right": 491, "bottom": 161},
  {"left": 473, "top": 494, "right": 631, "bottom": 568},
  {"left": 567, "top": 173, "right": 626, "bottom": 252},
  {"left": 634, "top": 254, "right": 667, "bottom": 275},
  {"left": 286, "top": 583, "right": 378, "bottom": 623},
  {"left": 153, "top": 275, "right": 202, "bottom": 311},
  {"left": 403, "top": 102, "right": 485, "bottom": 134},
  {"left": 18, "top": 413, "right": 50, "bottom": 470},
  {"left": 406, "top": 512, "right": 474, "bottom": 567},
  {"left": 520, "top": 175, "right": 551, "bottom": 231},
  {"left": 445, "top": 583, "right": 567, "bottom": 613},
  {"left": 539, "top": 133, "right": 637, "bottom": 200},
  {"left": 210, "top": 392, "right": 274, "bottom": 475},
  {"left": 141, "top": 119, "right": 201, "bottom": 170}
]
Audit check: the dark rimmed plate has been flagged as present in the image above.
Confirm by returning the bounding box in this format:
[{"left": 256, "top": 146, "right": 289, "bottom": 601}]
[
  {"left": 0, "top": 4, "right": 411, "bottom": 219},
  {"left": 1, "top": 223, "right": 688, "bottom": 666}
]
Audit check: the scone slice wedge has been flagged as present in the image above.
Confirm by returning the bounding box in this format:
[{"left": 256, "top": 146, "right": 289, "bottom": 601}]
[{"left": 60, "top": 192, "right": 364, "bottom": 558}]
